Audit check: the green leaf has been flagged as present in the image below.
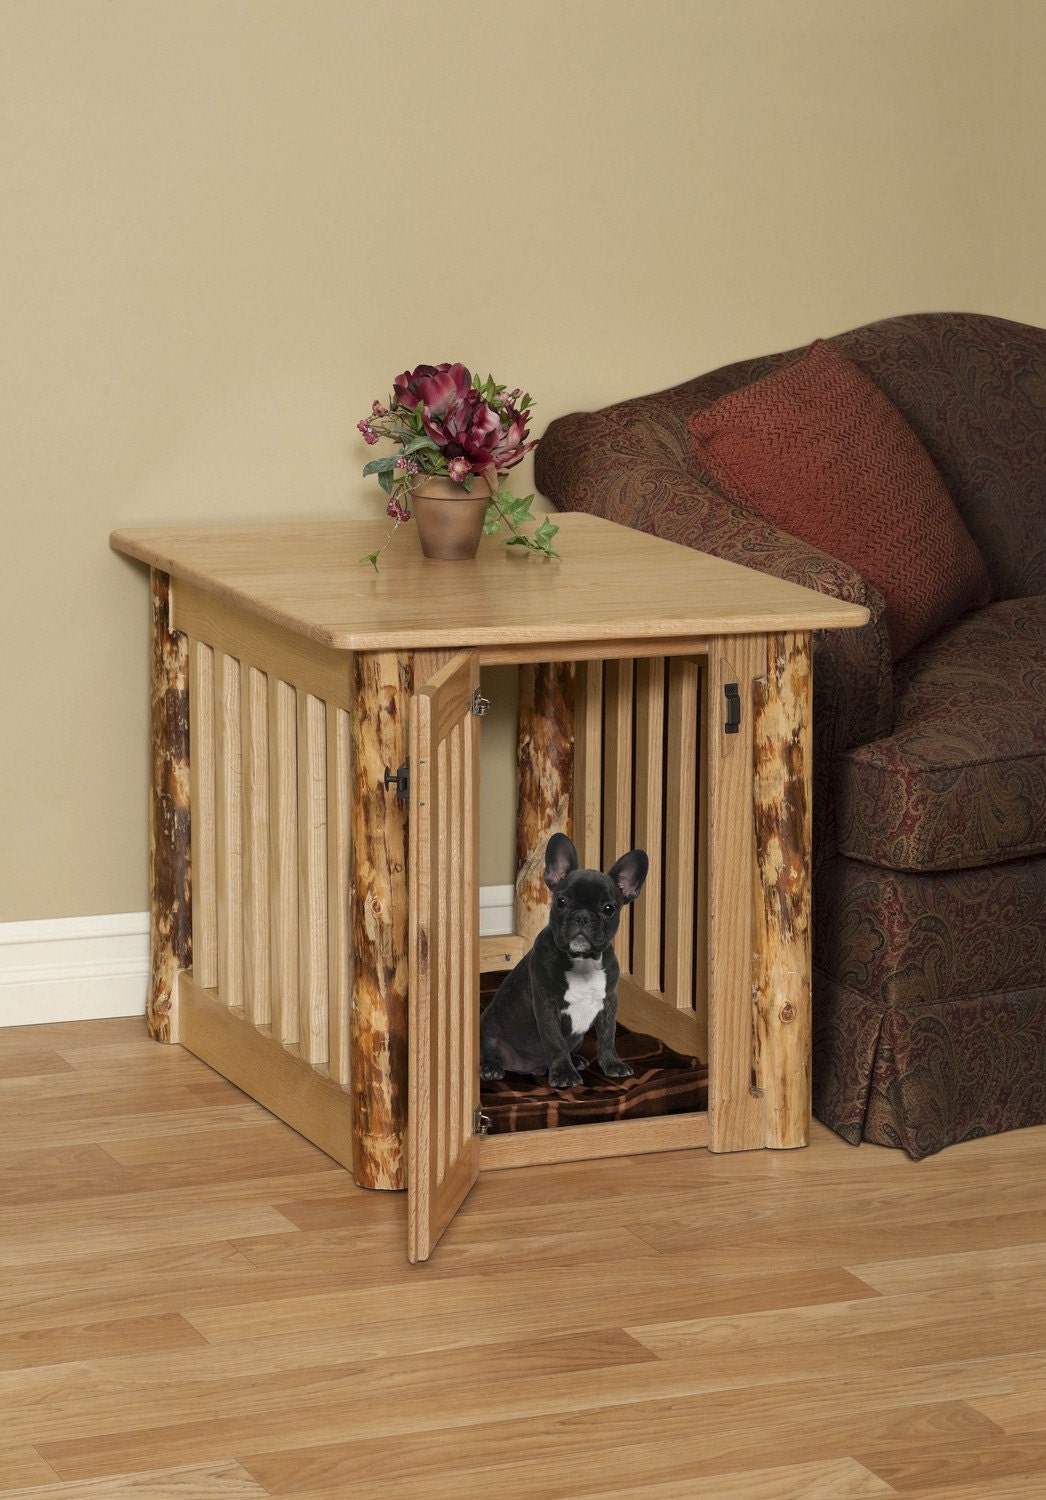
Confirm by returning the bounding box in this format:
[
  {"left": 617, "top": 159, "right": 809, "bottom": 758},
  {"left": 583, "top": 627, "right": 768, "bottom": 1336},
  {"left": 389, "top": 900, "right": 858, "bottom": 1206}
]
[
  {"left": 378, "top": 470, "right": 394, "bottom": 496},
  {"left": 496, "top": 492, "right": 536, "bottom": 525},
  {"left": 363, "top": 456, "right": 398, "bottom": 476},
  {"left": 534, "top": 516, "right": 560, "bottom": 550},
  {"left": 360, "top": 551, "right": 380, "bottom": 571}
]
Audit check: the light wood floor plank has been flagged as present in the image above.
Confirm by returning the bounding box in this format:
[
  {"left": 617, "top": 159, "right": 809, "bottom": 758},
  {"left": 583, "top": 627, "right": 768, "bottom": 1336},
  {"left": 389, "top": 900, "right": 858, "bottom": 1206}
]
[
  {"left": 555, "top": 1457, "right": 898, "bottom": 1500},
  {"left": 2, "top": 1016, "right": 1046, "bottom": 1498},
  {"left": 0, "top": 1460, "right": 270, "bottom": 1499},
  {"left": 0, "top": 1451, "right": 60, "bottom": 1492}
]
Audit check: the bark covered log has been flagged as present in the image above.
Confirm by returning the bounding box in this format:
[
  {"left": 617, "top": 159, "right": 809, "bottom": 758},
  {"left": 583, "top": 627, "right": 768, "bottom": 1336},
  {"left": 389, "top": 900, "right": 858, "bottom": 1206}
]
[
  {"left": 752, "top": 631, "right": 813, "bottom": 1148},
  {"left": 350, "top": 650, "right": 412, "bottom": 1189},
  {"left": 514, "top": 661, "right": 575, "bottom": 943},
  {"left": 149, "top": 570, "right": 192, "bottom": 1042}
]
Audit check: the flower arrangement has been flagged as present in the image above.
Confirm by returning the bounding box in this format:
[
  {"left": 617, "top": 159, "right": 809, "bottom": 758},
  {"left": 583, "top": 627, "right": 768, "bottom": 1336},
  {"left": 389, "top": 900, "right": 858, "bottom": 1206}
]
[{"left": 357, "top": 362, "right": 559, "bottom": 569}]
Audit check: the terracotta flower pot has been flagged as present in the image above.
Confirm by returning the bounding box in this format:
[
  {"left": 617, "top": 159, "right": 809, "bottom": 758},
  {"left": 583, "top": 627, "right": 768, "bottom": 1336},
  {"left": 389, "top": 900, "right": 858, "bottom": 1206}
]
[{"left": 410, "top": 470, "right": 496, "bottom": 561}]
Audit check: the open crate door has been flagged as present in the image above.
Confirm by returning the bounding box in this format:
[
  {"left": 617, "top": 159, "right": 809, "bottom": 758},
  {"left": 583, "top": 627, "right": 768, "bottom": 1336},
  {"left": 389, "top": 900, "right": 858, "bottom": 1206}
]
[{"left": 407, "top": 651, "right": 482, "bottom": 1263}]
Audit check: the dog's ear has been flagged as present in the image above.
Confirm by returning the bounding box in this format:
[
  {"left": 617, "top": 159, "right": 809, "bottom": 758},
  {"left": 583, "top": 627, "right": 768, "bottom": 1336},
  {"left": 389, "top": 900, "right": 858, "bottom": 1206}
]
[
  {"left": 608, "top": 849, "right": 649, "bottom": 904},
  {"left": 544, "top": 833, "right": 579, "bottom": 891}
]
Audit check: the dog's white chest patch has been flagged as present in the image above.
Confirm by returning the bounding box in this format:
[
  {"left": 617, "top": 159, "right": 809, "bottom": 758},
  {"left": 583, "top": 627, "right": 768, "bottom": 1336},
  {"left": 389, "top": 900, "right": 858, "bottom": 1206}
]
[{"left": 563, "top": 958, "right": 607, "bottom": 1036}]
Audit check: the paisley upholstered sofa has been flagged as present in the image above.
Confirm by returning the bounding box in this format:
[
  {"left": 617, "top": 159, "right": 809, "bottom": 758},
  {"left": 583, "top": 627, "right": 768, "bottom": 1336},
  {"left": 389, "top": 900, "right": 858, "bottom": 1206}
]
[{"left": 535, "top": 312, "right": 1046, "bottom": 1158}]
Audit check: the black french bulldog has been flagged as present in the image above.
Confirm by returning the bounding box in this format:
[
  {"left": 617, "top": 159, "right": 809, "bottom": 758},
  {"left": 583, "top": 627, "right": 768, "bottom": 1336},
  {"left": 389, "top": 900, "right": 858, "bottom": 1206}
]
[{"left": 479, "top": 833, "right": 649, "bottom": 1090}]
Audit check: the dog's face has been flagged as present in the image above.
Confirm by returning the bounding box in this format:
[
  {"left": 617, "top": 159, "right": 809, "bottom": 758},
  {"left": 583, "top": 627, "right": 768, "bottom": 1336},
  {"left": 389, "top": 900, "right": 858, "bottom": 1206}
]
[{"left": 543, "top": 833, "right": 649, "bottom": 959}]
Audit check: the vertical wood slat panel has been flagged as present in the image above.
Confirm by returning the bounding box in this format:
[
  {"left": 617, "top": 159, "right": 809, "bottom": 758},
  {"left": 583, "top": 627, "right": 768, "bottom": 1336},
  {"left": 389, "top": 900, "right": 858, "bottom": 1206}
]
[
  {"left": 664, "top": 658, "right": 699, "bottom": 1012},
  {"left": 603, "top": 659, "right": 634, "bottom": 970},
  {"left": 241, "top": 663, "right": 271, "bottom": 1028},
  {"left": 448, "top": 722, "right": 464, "bottom": 1164},
  {"left": 632, "top": 657, "right": 665, "bottom": 992},
  {"left": 188, "top": 639, "right": 217, "bottom": 990},
  {"left": 706, "top": 635, "right": 767, "bottom": 1153},
  {"left": 462, "top": 701, "right": 479, "bottom": 1162},
  {"left": 214, "top": 651, "right": 243, "bottom": 1008},
  {"left": 694, "top": 663, "right": 710, "bottom": 1043},
  {"left": 268, "top": 677, "right": 299, "bottom": 1047},
  {"left": 326, "top": 705, "right": 352, "bottom": 1089},
  {"left": 297, "top": 691, "right": 329, "bottom": 1067},
  {"left": 436, "top": 734, "right": 450, "bottom": 1185},
  {"left": 572, "top": 661, "right": 604, "bottom": 872}
]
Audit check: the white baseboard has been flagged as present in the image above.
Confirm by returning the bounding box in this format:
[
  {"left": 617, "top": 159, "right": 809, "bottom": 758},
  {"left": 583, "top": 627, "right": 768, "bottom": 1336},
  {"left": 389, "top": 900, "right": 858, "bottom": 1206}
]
[
  {"left": 0, "top": 913, "right": 151, "bottom": 1027},
  {"left": 479, "top": 884, "right": 515, "bottom": 938},
  {"left": 1, "top": 887, "right": 517, "bottom": 1028}
]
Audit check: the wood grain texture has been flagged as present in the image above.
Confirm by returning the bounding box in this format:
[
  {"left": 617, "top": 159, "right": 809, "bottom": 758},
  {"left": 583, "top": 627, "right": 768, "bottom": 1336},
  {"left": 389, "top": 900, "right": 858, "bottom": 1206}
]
[
  {"left": 753, "top": 632, "right": 813, "bottom": 1149},
  {"left": 572, "top": 659, "right": 604, "bottom": 870},
  {"left": 602, "top": 658, "right": 635, "bottom": 965},
  {"left": 631, "top": 656, "right": 665, "bottom": 992},
  {"left": 2, "top": 1014, "right": 1044, "bottom": 1494},
  {"left": 407, "top": 653, "right": 481, "bottom": 1263},
  {"left": 148, "top": 570, "right": 191, "bottom": 1044},
  {"left": 296, "top": 691, "right": 329, "bottom": 1069},
  {"left": 171, "top": 577, "right": 352, "bottom": 710},
  {"left": 514, "top": 661, "right": 574, "bottom": 944},
  {"left": 4, "top": 1014, "right": 1046, "bottom": 1499},
  {"left": 214, "top": 650, "right": 243, "bottom": 1011},
  {"left": 177, "top": 975, "right": 353, "bottom": 1171},
  {"left": 663, "top": 658, "right": 700, "bottom": 1017},
  {"left": 112, "top": 515, "right": 869, "bottom": 652},
  {"left": 705, "top": 635, "right": 767, "bottom": 1153},
  {"left": 267, "top": 678, "right": 299, "bottom": 1048},
  {"left": 349, "top": 650, "right": 412, "bottom": 1191},
  {"left": 188, "top": 639, "right": 217, "bottom": 991}
]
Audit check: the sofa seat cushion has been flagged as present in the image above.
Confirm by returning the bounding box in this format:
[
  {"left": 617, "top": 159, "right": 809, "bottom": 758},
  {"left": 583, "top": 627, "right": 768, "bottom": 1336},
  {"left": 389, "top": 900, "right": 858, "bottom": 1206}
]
[
  {"left": 836, "top": 598, "right": 1046, "bottom": 871},
  {"left": 687, "top": 339, "right": 990, "bottom": 660}
]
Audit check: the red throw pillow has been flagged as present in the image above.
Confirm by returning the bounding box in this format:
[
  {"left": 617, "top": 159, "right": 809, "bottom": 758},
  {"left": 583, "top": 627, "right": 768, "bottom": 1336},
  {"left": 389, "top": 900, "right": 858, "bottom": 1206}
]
[{"left": 688, "top": 340, "right": 991, "bottom": 659}]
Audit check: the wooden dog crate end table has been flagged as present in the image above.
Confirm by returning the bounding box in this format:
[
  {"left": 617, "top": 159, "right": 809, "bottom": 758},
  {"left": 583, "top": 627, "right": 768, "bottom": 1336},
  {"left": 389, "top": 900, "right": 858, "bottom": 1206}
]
[{"left": 111, "top": 514, "right": 867, "bottom": 1260}]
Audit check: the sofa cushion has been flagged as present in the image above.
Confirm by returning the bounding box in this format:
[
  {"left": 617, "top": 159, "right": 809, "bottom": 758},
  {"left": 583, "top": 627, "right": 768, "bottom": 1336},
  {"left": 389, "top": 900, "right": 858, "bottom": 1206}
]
[
  {"left": 688, "top": 339, "right": 991, "bottom": 659},
  {"left": 836, "top": 597, "right": 1046, "bottom": 871}
]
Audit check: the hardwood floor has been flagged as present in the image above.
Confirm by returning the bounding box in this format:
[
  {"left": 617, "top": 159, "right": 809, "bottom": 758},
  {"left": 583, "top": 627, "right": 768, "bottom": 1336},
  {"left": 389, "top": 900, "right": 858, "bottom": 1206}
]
[{"left": 2, "top": 1016, "right": 1045, "bottom": 1499}]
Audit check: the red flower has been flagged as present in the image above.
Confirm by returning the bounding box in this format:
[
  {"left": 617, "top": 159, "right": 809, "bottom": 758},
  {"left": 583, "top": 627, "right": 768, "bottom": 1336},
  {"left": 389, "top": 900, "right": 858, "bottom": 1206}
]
[
  {"left": 391, "top": 362, "right": 536, "bottom": 475},
  {"left": 392, "top": 362, "right": 473, "bottom": 421}
]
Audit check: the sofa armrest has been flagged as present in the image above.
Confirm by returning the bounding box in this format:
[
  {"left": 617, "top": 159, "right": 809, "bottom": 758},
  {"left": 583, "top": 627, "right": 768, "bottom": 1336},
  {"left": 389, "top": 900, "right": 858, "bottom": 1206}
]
[{"left": 536, "top": 409, "right": 893, "bottom": 751}]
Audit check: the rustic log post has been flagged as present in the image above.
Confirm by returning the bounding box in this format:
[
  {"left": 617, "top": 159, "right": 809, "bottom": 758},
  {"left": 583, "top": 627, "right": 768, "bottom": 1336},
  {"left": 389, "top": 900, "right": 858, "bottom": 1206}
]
[
  {"left": 350, "top": 650, "right": 412, "bottom": 1190},
  {"left": 514, "top": 661, "right": 575, "bottom": 943},
  {"left": 149, "top": 569, "right": 191, "bottom": 1043},
  {"left": 752, "top": 631, "right": 813, "bottom": 1148}
]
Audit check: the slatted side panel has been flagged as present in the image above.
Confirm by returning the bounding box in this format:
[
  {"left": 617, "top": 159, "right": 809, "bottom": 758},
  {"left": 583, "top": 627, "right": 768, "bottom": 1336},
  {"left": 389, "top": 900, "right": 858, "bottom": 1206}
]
[
  {"left": 186, "top": 639, "right": 353, "bottom": 1085},
  {"left": 575, "top": 656, "right": 706, "bottom": 1025},
  {"left": 433, "top": 716, "right": 475, "bottom": 1187},
  {"left": 408, "top": 653, "right": 481, "bottom": 1263}
]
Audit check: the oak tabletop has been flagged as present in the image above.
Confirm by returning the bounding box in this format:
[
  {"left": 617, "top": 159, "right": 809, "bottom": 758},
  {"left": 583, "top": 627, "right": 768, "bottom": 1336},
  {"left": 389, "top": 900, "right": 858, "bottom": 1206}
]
[{"left": 111, "top": 513, "right": 869, "bottom": 651}]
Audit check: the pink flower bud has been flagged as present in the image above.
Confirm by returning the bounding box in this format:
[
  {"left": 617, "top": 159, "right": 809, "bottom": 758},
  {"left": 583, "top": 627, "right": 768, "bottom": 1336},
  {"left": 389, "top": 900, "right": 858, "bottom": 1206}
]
[
  {"left": 372, "top": 400, "right": 387, "bottom": 417},
  {"left": 357, "top": 420, "right": 379, "bottom": 446},
  {"left": 447, "top": 457, "right": 471, "bottom": 483}
]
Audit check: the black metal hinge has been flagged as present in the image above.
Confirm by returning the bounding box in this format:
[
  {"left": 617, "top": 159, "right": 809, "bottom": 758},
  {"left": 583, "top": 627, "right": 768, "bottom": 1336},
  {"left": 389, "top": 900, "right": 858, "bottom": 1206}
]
[
  {"left": 383, "top": 759, "right": 410, "bottom": 800},
  {"left": 723, "top": 682, "right": 741, "bottom": 734}
]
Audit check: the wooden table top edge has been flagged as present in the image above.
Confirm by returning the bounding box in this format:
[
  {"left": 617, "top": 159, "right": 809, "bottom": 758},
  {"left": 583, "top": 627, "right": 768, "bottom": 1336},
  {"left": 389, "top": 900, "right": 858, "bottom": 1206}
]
[{"left": 110, "top": 514, "right": 871, "bottom": 651}]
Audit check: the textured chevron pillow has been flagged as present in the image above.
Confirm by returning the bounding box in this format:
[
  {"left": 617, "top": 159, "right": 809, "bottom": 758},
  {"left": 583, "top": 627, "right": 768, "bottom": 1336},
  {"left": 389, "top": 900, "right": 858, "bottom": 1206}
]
[{"left": 689, "top": 339, "right": 990, "bottom": 659}]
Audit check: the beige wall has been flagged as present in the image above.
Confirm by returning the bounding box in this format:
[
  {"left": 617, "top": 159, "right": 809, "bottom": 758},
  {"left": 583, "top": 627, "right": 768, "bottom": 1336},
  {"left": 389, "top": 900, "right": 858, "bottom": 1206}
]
[{"left": 2, "top": 0, "right": 1044, "bottom": 921}]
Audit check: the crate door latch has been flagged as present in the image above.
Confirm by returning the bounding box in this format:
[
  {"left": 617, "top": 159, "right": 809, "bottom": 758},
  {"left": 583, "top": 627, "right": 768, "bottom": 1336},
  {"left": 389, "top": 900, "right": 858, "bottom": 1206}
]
[
  {"left": 723, "top": 682, "right": 741, "bottom": 735},
  {"left": 383, "top": 760, "right": 411, "bottom": 800}
]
